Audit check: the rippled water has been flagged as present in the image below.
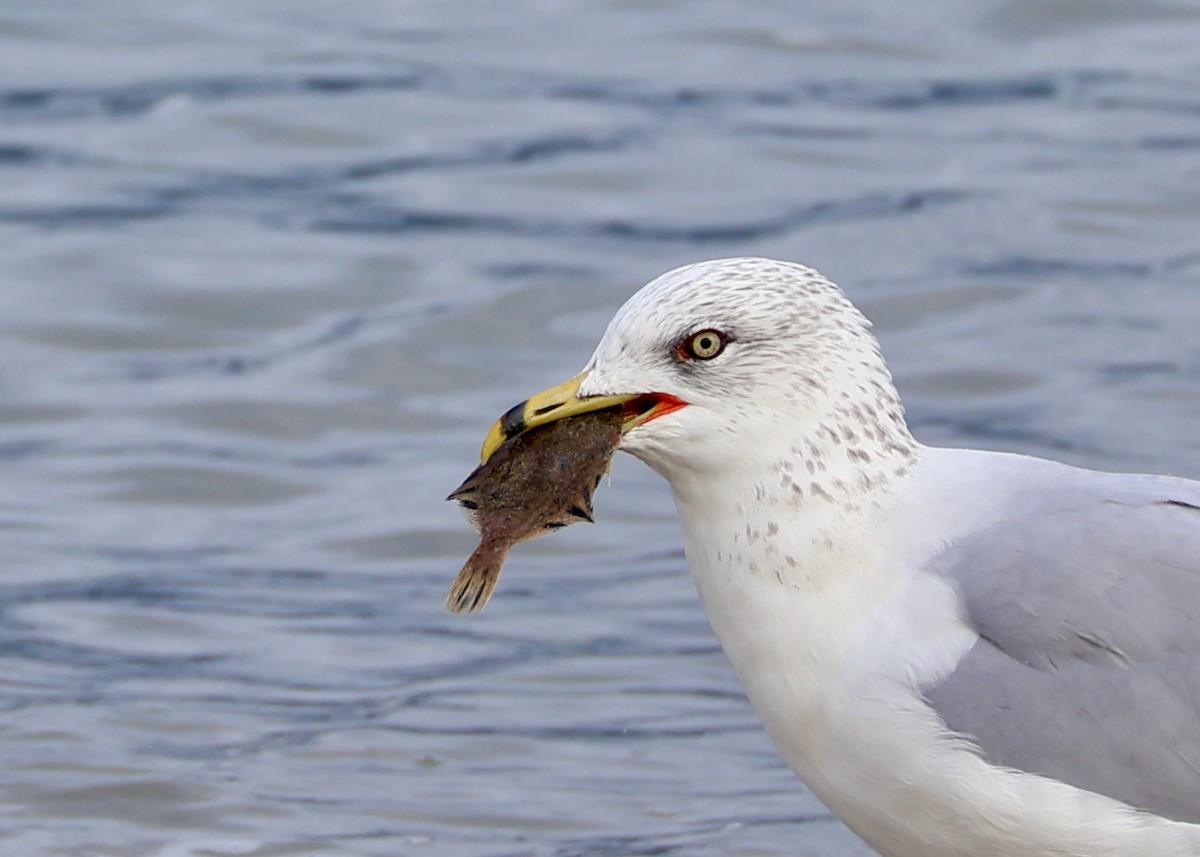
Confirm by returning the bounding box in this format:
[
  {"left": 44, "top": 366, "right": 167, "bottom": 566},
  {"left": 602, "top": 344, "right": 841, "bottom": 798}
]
[{"left": 2, "top": 2, "right": 1199, "bottom": 855}]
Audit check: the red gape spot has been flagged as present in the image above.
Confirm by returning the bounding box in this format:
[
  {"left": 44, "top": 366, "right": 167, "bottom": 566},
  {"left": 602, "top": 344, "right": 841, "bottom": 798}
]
[{"left": 622, "top": 393, "right": 688, "bottom": 424}]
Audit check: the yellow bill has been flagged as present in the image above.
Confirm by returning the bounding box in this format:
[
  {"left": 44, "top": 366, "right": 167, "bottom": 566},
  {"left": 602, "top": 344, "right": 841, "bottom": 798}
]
[{"left": 481, "top": 372, "right": 687, "bottom": 462}]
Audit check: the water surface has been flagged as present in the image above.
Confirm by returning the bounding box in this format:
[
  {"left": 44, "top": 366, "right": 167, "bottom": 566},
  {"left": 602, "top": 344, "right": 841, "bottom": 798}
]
[{"left": 1, "top": 1, "right": 1199, "bottom": 855}]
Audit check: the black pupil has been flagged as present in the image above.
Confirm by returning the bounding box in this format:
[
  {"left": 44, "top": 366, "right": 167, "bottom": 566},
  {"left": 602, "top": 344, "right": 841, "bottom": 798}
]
[{"left": 695, "top": 334, "right": 717, "bottom": 355}]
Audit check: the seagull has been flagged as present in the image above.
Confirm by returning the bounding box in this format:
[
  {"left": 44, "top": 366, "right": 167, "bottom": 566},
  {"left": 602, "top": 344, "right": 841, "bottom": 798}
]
[{"left": 480, "top": 258, "right": 1200, "bottom": 857}]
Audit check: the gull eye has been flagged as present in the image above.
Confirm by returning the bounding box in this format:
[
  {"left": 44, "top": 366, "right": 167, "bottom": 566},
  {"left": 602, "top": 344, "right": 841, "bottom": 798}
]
[{"left": 678, "top": 329, "right": 728, "bottom": 361}]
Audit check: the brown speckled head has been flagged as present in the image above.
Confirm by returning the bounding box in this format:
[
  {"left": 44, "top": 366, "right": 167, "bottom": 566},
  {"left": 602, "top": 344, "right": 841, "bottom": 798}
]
[{"left": 576, "top": 258, "right": 917, "bottom": 507}]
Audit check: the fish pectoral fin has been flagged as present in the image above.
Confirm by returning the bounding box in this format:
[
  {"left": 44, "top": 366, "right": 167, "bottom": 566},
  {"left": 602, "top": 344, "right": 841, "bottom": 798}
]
[
  {"left": 446, "top": 464, "right": 486, "bottom": 502},
  {"left": 567, "top": 503, "right": 594, "bottom": 523}
]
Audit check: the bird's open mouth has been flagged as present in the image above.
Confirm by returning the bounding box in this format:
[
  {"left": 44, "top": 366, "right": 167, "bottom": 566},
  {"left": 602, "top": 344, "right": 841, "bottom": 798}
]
[
  {"left": 619, "top": 393, "right": 688, "bottom": 431},
  {"left": 481, "top": 374, "right": 687, "bottom": 463}
]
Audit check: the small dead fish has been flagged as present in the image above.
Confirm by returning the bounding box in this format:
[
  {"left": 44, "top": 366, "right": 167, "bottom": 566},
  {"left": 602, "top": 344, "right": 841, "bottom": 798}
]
[{"left": 445, "top": 408, "right": 624, "bottom": 613}]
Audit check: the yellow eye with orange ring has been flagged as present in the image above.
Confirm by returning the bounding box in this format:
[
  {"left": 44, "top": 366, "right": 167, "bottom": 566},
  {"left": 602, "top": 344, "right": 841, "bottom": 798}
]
[{"left": 677, "top": 329, "right": 728, "bottom": 361}]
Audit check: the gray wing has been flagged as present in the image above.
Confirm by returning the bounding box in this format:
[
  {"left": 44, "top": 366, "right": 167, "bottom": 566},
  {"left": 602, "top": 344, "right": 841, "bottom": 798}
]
[{"left": 922, "top": 465, "right": 1200, "bottom": 824}]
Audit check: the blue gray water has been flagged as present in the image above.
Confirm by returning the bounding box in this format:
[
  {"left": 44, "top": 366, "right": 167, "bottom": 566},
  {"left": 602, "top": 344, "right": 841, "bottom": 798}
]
[{"left": 2, "top": 2, "right": 1199, "bottom": 855}]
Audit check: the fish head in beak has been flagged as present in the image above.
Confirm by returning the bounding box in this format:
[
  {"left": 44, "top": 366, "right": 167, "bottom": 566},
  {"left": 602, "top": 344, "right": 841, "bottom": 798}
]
[{"left": 480, "top": 372, "right": 687, "bottom": 463}]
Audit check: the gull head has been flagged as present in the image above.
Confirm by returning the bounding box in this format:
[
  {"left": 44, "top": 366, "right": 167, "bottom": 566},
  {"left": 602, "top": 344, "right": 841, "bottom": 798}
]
[{"left": 483, "top": 257, "right": 917, "bottom": 504}]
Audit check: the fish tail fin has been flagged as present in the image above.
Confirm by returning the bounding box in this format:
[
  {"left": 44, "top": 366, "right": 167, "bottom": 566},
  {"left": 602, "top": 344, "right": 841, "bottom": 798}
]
[{"left": 445, "top": 543, "right": 504, "bottom": 614}]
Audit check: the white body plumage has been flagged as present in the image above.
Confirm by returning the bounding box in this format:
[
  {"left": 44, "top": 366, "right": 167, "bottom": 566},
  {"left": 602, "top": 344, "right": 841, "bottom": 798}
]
[{"left": 571, "top": 258, "right": 1200, "bottom": 856}]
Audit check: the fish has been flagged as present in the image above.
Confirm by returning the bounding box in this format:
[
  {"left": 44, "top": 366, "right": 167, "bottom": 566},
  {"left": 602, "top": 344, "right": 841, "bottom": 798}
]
[{"left": 445, "top": 408, "right": 624, "bottom": 613}]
